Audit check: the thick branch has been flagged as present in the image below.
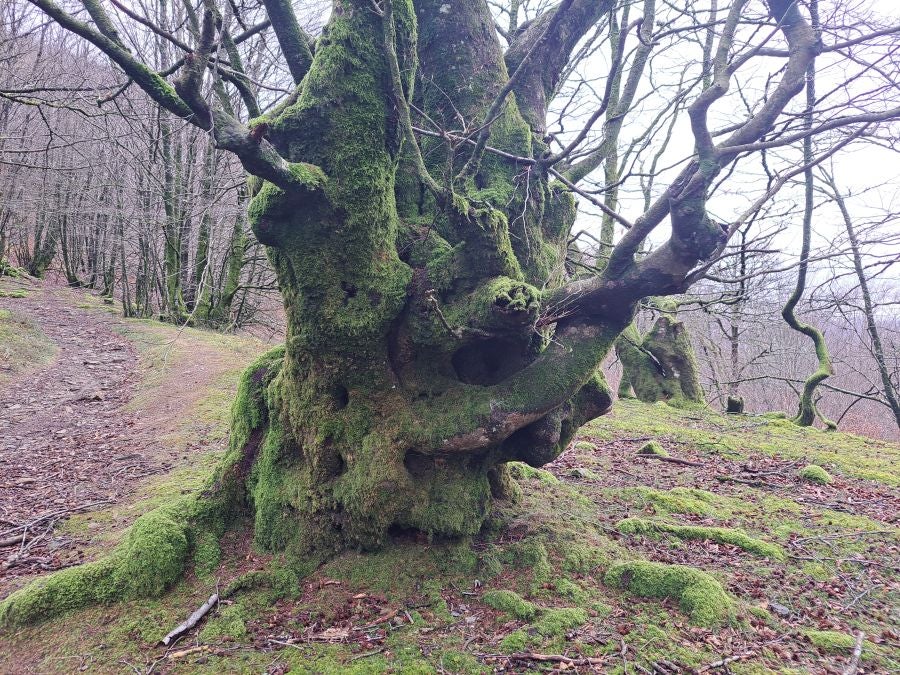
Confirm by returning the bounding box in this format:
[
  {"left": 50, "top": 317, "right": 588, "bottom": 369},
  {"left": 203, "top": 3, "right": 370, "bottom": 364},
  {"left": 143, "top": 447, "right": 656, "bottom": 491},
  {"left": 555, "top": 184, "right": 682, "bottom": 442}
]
[
  {"left": 260, "top": 0, "right": 314, "bottom": 84},
  {"left": 504, "top": 0, "right": 614, "bottom": 133}
]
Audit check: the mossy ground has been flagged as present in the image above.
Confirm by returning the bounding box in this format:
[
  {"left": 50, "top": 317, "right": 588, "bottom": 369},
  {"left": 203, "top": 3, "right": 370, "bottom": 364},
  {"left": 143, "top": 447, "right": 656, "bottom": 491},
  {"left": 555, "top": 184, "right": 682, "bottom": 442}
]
[
  {"left": 0, "top": 281, "right": 57, "bottom": 386},
  {"left": 1, "top": 295, "right": 898, "bottom": 672}
]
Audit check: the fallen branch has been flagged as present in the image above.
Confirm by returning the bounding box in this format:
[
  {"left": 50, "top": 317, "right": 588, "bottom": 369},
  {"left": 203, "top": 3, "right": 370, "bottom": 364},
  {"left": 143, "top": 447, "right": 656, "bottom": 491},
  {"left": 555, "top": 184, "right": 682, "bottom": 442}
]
[
  {"left": 0, "top": 500, "right": 112, "bottom": 539},
  {"left": 508, "top": 652, "right": 609, "bottom": 666},
  {"left": 698, "top": 650, "right": 756, "bottom": 672},
  {"left": 351, "top": 648, "right": 385, "bottom": 661},
  {"left": 842, "top": 631, "right": 865, "bottom": 675},
  {"left": 161, "top": 593, "right": 219, "bottom": 646},
  {"left": 635, "top": 454, "right": 704, "bottom": 467},
  {"left": 168, "top": 645, "right": 210, "bottom": 660}
]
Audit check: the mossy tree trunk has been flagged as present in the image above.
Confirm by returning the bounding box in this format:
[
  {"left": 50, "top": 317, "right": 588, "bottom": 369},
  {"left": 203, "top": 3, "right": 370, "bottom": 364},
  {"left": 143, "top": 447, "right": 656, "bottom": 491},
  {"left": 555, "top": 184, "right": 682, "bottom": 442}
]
[
  {"left": 16, "top": 0, "right": 826, "bottom": 586},
  {"left": 615, "top": 312, "right": 705, "bottom": 407}
]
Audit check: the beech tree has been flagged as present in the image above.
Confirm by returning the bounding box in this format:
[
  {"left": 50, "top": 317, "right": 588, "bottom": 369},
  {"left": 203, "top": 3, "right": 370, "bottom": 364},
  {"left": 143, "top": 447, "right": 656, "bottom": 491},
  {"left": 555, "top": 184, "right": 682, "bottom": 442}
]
[{"left": 3, "top": 0, "right": 899, "bottom": 624}]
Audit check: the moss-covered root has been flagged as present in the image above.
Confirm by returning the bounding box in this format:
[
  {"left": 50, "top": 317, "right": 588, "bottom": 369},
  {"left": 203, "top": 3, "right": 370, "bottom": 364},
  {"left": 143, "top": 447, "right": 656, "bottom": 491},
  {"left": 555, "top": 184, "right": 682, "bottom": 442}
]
[
  {"left": 0, "top": 509, "right": 192, "bottom": 628},
  {"left": 616, "top": 518, "right": 785, "bottom": 560},
  {"left": 604, "top": 561, "right": 734, "bottom": 627}
]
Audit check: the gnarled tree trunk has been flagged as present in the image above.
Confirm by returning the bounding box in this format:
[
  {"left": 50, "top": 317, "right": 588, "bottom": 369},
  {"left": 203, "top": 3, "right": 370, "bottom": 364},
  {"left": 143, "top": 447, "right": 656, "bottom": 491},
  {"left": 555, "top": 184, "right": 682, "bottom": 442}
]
[
  {"left": 216, "top": 0, "right": 619, "bottom": 552},
  {"left": 616, "top": 315, "right": 705, "bottom": 408},
  {"left": 1, "top": 0, "right": 832, "bottom": 628}
]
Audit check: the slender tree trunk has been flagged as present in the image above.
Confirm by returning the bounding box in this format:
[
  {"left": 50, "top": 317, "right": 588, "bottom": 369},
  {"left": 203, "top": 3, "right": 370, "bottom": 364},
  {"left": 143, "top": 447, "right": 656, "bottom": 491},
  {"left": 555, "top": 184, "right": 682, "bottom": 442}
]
[
  {"left": 780, "top": 45, "right": 836, "bottom": 429},
  {"left": 160, "top": 112, "right": 188, "bottom": 323},
  {"left": 829, "top": 179, "right": 900, "bottom": 429}
]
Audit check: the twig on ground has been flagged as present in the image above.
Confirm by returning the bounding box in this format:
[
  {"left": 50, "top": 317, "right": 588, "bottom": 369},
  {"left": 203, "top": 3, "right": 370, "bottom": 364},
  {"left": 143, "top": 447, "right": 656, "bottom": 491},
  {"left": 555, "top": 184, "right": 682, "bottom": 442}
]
[
  {"left": 842, "top": 631, "right": 865, "bottom": 675},
  {"left": 635, "top": 454, "right": 704, "bottom": 467},
  {"left": 161, "top": 593, "right": 219, "bottom": 646},
  {"left": 698, "top": 650, "right": 757, "bottom": 672},
  {"left": 351, "top": 648, "right": 385, "bottom": 661}
]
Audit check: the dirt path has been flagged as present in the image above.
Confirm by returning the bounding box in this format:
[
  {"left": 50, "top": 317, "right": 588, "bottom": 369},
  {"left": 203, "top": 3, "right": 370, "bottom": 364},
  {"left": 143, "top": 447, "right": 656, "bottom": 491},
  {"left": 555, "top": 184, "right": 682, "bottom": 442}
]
[
  {"left": 0, "top": 282, "right": 263, "bottom": 593},
  {"left": 0, "top": 285, "right": 162, "bottom": 583}
]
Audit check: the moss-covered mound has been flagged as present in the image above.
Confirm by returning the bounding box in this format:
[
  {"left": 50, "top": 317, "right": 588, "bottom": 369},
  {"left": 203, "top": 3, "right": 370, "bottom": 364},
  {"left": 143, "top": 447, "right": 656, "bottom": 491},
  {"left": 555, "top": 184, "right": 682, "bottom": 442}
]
[
  {"left": 604, "top": 561, "right": 734, "bottom": 627},
  {"left": 616, "top": 518, "right": 785, "bottom": 560},
  {"left": 637, "top": 440, "right": 668, "bottom": 457},
  {"left": 799, "top": 464, "right": 833, "bottom": 485},
  {"left": 481, "top": 589, "right": 537, "bottom": 621}
]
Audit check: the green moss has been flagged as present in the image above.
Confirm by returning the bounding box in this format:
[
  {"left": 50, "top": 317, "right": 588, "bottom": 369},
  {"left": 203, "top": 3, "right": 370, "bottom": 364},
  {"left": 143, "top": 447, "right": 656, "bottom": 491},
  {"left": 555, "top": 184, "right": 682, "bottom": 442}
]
[
  {"left": 482, "top": 589, "right": 537, "bottom": 621},
  {"left": 0, "top": 506, "right": 192, "bottom": 627},
  {"left": 801, "top": 562, "right": 832, "bottom": 580},
  {"left": 561, "top": 543, "right": 612, "bottom": 573},
  {"left": 553, "top": 578, "right": 587, "bottom": 603},
  {"left": 192, "top": 530, "right": 222, "bottom": 577},
  {"left": 499, "top": 629, "right": 529, "bottom": 653},
  {"left": 509, "top": 540, "right": 553, "bottom": 586},
  {"left": 604, "top": 561, "right": 734, "bottom": 627},
  {"left": 619, "top": 486, "right": 718, "bottom": 516},
  {"left": 616, "top": 518, "right": 784, "bottom": 560},
  {"left": 638, "top": 440, "right": 669, "bottom": 457},
  {"left": 798, "top": 464, "right": 832, "bottom": 485},
  {"left": 803, "top": 629, "right": 856, "bottom": 652},
  {"left": 532, "top": 607, "right": 588, "bottom": 637},
  {"left": 436, "top": 650, "right": 486, "bottom": 674},
  {"left": 747, "top": 605, "right": 777, "bottom": 626},
  {"left": 508, "top": 462, "right": 559, "bottom": 484},
  {"left": 200, "top": 601, "right": 250, "bottom": 642}
]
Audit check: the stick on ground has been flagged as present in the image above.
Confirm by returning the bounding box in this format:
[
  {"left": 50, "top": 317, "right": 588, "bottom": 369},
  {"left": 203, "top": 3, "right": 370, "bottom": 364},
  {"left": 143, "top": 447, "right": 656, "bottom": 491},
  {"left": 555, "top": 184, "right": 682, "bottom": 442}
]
[
  {"left": 161, "top": 593, "right": 219, "bottom": 646},
  {"left": 843, "top": 631, "right": 865, "bottom": 675}
]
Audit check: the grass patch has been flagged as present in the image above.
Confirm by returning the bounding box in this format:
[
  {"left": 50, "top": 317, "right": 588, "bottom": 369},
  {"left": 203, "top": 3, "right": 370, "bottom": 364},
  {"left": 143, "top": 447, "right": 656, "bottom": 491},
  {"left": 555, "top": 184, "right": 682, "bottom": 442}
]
[{"left": 0, "top": 308, "right": 56, "bottom": 385}]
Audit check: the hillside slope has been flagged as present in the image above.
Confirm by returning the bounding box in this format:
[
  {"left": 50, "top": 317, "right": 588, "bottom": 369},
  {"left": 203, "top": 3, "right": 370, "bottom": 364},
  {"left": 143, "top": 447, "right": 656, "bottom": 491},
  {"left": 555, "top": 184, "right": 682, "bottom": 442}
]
[{"left": 0, "top": 280, "right": 897, "bottom": 673}]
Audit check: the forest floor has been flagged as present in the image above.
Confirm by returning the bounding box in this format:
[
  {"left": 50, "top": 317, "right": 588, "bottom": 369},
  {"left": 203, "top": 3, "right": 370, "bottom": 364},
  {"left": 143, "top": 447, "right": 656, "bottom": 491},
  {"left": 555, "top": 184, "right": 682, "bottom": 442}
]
[{"left": 0, "top": 278, "right": 898, "bottom": 674}]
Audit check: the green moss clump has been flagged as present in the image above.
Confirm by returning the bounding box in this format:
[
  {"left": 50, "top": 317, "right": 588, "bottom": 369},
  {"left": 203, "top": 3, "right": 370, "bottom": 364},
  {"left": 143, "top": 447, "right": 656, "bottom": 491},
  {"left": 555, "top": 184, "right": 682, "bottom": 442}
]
[
  {"left": 804, "top": 629, "right": 856, "bottom": 652},
  {"left": 562, "top": 543, "right": 612, "bottom": 573},
  {"left": 801, "top": 562, "right": 832, "bottom": 580},
  {"left": 799, "top": 464, "right": 833, "bottom": 485},
  {"left": 638, "top": 441, "right": 668, "bottom": 457},
  {"left": 482, "top": 590, "right": 537, "bottom": 621},
  {"left": 621, "top": 487, "right": 718, "bottom": 516},
  {"left": 532, "top": 607, "right": 588, "bottom": 637},
  {"left": 616, "top": 518, "right": 784, "bottom": 560},
  {"left": 604, "top": 561, "right": 734, "bottom": 627},
  {"left": 553, "top": 578, "right": 587, "bottom": 604},
  {"left": 499, "top": 629, "right": 529, "bottom": 653},
  {"left": 0, "top": 289, "right": 27, "bottom": 298},
  {"left": 199, "top": 602, "right": 249, "bottom": 642},
  {"left": 0, "top": 507, "right": 191, "bottom": 627},
  {"left": 508, "top": 462, "right": 559, "bottom": 484}
]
